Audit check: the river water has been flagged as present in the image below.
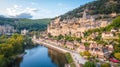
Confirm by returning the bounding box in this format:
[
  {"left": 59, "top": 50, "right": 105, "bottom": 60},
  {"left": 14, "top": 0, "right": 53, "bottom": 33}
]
[{"left": 14, "top": 45, "right": 67, "bottom": 67}]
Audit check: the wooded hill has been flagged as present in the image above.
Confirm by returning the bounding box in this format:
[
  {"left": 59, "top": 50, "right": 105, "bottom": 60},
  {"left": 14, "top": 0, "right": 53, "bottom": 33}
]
[
  {"left": 0, "top": 17, "right": 51, "bottom": 31},
  {"left": 60, "top": 0, "right": 120, "bottom": 20}
]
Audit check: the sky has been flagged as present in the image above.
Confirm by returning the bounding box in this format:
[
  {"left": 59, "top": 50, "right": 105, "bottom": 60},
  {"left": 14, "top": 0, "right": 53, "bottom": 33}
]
[{"left": 0, "top": 0, "right": 94, "bottom": 19}]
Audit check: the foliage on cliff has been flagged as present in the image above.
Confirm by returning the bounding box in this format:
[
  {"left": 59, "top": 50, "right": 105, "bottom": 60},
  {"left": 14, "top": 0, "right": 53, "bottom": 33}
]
[{"left": 60, "top": 0, "right": 120, "bottom": 20}]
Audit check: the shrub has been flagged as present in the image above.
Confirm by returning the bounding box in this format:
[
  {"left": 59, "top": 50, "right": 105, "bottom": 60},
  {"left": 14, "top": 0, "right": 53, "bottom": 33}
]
[
  {"left": 101, "top": 63, "right": 111, "bottom": 67},
  {"left": 83, "top": 61, "right": 96, "bottom": 67},
  {"left": 65, "top": 53, "right": 73, "bottom": 63},
  {"left": 114, "top": 53, "right": 120, "bottom": 60},
  {"left": 83, "top": 51, "right": 91, "bottom": 56},
  {"left": 80, "top": 52, "right": 84, "bottom": 56}
]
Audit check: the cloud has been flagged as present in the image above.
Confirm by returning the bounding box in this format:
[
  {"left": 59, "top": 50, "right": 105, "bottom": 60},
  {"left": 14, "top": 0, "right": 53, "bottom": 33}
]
[
  {"left": 6, "top": 5, "right": 38, "bottom": 18},
  {"left": 13, "top": 13, "right": 32, "bottom": 18}
]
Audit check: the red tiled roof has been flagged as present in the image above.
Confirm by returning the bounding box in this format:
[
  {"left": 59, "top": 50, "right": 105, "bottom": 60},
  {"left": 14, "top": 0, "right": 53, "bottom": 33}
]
[{"left": 110, "top": 58, "right": 120, "bottom": 63}]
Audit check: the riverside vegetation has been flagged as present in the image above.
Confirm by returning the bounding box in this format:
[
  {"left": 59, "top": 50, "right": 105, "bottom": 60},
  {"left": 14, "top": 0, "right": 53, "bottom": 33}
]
[
  {"left": 65, "top": 53, "right": 75, "bottom": 67},
  {"left": 0, "top": 34, "right": 34, "bottom": 67}
]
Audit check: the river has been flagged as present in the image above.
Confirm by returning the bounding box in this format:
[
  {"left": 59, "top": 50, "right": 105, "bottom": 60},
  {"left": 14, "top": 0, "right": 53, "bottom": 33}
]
[{"left": 14, "top": 45, "right": 67, "bottom": 67}]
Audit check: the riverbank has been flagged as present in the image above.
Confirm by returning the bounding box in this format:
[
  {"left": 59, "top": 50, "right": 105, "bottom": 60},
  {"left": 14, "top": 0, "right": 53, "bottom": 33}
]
[
  {"left": 36, "top": 40, "right": 75, "bottom": 67},
  {"left": 32, "top": 39, "right": 87, "bottom": 67},
  {"left": 33, "top": 39, "right": 68, "bottom": 53},
  {"left": 16, "top": 45, "right": 67, "bottom": 67}
]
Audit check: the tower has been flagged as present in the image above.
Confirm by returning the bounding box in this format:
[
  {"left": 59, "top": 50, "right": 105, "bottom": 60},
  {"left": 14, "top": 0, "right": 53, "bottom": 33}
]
[
  {"left": 90, "top": 16, "right": 95, "bottom": 22},
  {"left": 54, "top": 17, "right": 61, "bottom": 24},
  {"left": 83, "top": 10, "right": 87, "bottom": 19},
  {"left": 33, "top": 35, "right": 36, "bottom": 39},
  {"left": 47, "top": 24, "right": 50, "bottom": 34}
]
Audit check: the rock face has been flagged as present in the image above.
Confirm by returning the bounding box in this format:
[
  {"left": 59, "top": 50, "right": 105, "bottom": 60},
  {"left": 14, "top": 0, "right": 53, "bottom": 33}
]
[
  {"left": 47, "top": 10, "right": 110, "bottom": 37},
  {"left": 0, "top": 24, "right": 16, "bottom": 35}
]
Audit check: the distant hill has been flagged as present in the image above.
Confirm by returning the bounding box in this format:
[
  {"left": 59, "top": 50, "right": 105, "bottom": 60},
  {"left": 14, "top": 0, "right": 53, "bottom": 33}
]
[
  {"left": 0, "top": 17, "right": 51, "bottom": 31},
  {"left": 60, "top": 0, "right": 120, "bottom": 20}
]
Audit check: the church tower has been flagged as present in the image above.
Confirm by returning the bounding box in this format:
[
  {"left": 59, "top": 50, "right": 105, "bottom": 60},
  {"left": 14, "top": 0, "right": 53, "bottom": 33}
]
[
  {"left": 54, "top": 17, "right": 61, "bottom": 24},
  {"left": 83, "top": 10, "right": 87, "bottom": 19},
  {"left": 47, "top": 24, "right": 50, "bottom": 34},
  {"left": 90, "top": 16, "right": 95, "bottom": 22},
  {"left": 33, "top": 35, "right": 36, "bottom": 39}
]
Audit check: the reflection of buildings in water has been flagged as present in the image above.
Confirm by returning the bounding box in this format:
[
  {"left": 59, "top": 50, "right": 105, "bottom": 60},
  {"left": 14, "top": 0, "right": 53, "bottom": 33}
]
[{"left": 48, "top": 48, "right": 67, "bottom": 67}]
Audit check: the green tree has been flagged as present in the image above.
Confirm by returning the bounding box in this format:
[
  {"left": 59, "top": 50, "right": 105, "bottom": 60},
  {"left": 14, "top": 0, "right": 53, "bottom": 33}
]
[
  {"left": 8, "top": 34, "right": 24, "bottom": 54},
  {"left": 114, "top": 53, "right": 120, "bottom": 60},
  {"left": 58, "top": 34, "right": 64, "bottom": 40},
  {"left": 65, "top": 36, "right": 74, "bottom": 41},
  {"left": 0, "top": 34, "right": 33, "bottom": 67},
  {"left": 106, "top": 16, "right": 120, "bottom": 30},
  {"left": 83, "top": 51, "right": 91, "bottom": 56},
  {"left": 101, "top": 63, "right": 111, "bottom": 67},
  {"left": 76, "top": 38, "right": 81, "bottom": 42},
  {"left": 0, "top": 44, "right": 13, "bottom": 57},
  {"left": 65, "top": 53, "right": 73, "bottom": 63},
  {"left": 0, "top": 55, "right": 6, "bottom": 67},
  {"left": 114, "top": 44, "right": 120, "bottom": 53},
  {"left": 83, "top": 61, "right": 96, "bottom": 67},
  {"left": 84, "top": 42, "right": 90, "bottom": 47},
  {"left": 48, "top": 33, "right": 52, "bottom": 38},
  {"left": 94, "top": 34, "right": 101, "bottom": 41}
]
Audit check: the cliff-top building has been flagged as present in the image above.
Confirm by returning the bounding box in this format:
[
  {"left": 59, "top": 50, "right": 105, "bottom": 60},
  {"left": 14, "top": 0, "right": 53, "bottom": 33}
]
[{"left": 47, "top": 10, "right": 110, "bottom": 37}]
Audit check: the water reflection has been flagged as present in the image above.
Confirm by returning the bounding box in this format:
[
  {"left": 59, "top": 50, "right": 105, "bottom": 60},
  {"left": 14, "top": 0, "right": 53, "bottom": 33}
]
[
  {"left": 14, "top": 57, "right": 23, "bottom": 67},
  {"left": 14, "top": 45, "right": 67, "bottom": 67},
  {"left": 48, "top": 48, "right": 67, "bottom": 67}
]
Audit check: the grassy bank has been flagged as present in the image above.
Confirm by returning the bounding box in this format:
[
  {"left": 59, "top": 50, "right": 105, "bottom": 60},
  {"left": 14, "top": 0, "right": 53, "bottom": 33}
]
[{"left": 65, "top": 52, "right": 75, "bottom": 67}]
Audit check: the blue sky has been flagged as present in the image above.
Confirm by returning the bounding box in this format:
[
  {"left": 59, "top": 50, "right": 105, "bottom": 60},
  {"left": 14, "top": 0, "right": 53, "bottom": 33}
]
[{"left": 0, "top": 0, "right": 94, "bottom": 19}]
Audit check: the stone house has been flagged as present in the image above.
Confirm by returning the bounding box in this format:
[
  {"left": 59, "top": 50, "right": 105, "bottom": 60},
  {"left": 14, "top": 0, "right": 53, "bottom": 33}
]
[
  {"left": 47, "top": 10, "right": 108, "bottom": 38},
  {"left": 89, "top": 33, "right": 99, "bottom": 40},
  {"left": 58, "top": 40, "right": 65, "bottom": 47},
  {"left": 89, "top": 43, "right": 105, "bottom": 58},
  {"left": 111, "top": 28, "right": 117, "bottom": 32},
  {"left": 89, "top": 43, "right": 114, "bottom": 59},
  {"left": 81, "top": 39, "right": 87, "bottom": 43},
  {"left": 65, "top": 41, "right": 75, "bottom": 49},
  {"left": 102, "top": 32, "right": 114, "bottom": 38},
  {"left": 77, "top": 43, "right": 89, "bottom": 52},
  {"left": 73, "top": 40, "right": 80, "bottom": 46},
  {"left": 21, "top": 29, "right": 29, "bottom": 35},
  {"left": 106, "top": 45, "right": 114, "bottom": 53}
]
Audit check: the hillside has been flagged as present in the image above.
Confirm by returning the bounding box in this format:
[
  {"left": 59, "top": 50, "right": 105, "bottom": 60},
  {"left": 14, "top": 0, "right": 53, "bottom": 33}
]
[
  {"left": 84, "top": 16, "right": 120, "bottom": 37},
  {"left": 60, "top": 0, "right": 120, "bottom": 20},
  {"left": 0, "top": 17, "right": 51, "bottom": 31}
]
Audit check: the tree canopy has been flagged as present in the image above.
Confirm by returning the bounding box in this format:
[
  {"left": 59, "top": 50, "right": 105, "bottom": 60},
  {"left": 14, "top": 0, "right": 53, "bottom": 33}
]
[
  {"left": 83, "top": 61, "right": 96, "bottom": 67},
  {"left": 0, "top": 17, "right": 51, "bottom": 32},
  {"left": 0, "top": 34, "right": 33, "bottom": 67},
  {"left": 101, "top": 63, "right": 111, "bottom": 67}
]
